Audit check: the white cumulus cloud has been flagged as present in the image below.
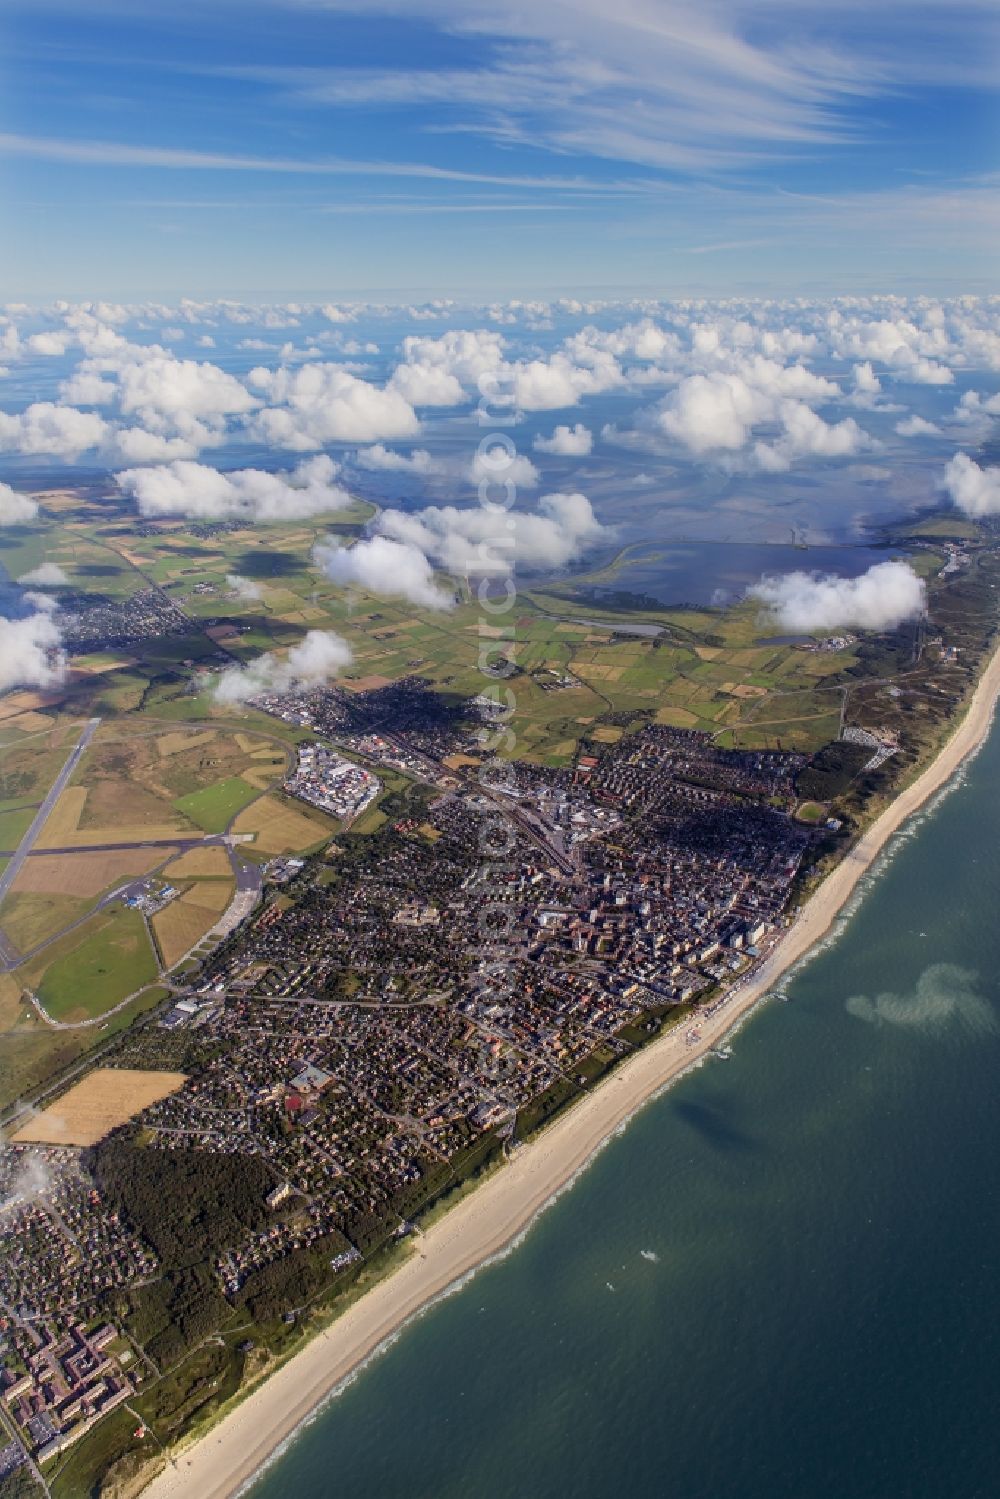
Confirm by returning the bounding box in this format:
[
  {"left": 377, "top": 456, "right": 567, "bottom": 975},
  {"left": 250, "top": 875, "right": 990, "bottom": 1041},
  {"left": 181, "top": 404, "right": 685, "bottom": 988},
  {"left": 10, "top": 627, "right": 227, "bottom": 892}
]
[
  {"left": 248, "top": 363, "right": 419, "bottom": 449},
  {"left": 18, "top": 562, "right": 70, "bottom": 587},
  {"left": 750, "top": 560, "right": 926, "bottom": 633},
  {"left": 0, "top": 482, "right": 39, "bottom": 524},
  {"left": 115, "top": 354, "right": 257, "bottom": 420},
  {"left": 942, "top": 452, "right": 1000, "bottom": 517},
  {"left": 115, "top": 454, "right": 353, "bottom": 522},
  {"left": 656, "top": 360, "right": 844, "bottom": 457},
  {"left": 226, "top": 574, "right": 264, "bottom": 601},
  {"left": 26, "top": 331, "right": 71, "bottom": 357},
  {"left": 389, "top": 361, "right": 466, "bottom": 408},
  {"left": 353, "top": 444, "right": 439, "bottom": 474},
  {"left": 895, "top": 414, "right": 941, "bottom": 438},
  {"left": 315, "top": 535, "right": 454, "bottom": 611},
  {"left": 469, "top": 447, "right": 540, "bottom": 489},
  {"left": 0, "top": 610, "right": 67, "bottom": 693},
  {"left": 753, "top": 404, "right": 869, "bottom": 471},
  {"left": 853, "top": 361, "right": 881, "bottom": 396},
  {"left": 0, "top": 402, "right": 109, "bottom": 458},
  {"left": 534, "top": 423, "right": 593, "bottom": 456},
  {"left": 213, "top": 629, "right": 353, "bottom": 705},
  {"left": 376, "top": 490, "right": 607, "bottom": 574}
]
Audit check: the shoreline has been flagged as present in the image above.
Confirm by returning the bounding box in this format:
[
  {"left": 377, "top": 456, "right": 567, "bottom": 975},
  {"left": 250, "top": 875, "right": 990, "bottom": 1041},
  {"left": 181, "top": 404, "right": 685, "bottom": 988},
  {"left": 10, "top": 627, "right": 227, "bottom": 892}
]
[{"left": 140, "top": 641, "right": 1000, "bottom": 1499}]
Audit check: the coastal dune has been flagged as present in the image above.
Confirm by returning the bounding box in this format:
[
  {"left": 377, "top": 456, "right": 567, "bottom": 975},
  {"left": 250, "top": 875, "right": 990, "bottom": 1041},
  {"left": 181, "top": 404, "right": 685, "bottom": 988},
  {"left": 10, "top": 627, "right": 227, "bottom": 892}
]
[{"left": 140, "top": 645, "right": 1000, "bottom": 1499}]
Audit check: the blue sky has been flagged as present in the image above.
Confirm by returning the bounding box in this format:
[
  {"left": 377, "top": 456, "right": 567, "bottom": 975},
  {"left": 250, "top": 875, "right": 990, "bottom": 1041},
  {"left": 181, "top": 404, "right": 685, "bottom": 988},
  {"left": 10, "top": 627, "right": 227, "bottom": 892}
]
[{"left": 0, "top": 0, "right": 997, "bottom": 298}]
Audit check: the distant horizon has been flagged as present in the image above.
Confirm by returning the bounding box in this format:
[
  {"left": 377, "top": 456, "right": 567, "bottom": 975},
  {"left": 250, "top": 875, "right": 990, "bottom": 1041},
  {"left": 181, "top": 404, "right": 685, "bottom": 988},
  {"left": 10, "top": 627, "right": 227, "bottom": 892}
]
[{"left": 7, "top": 279, "right": 999, "bottom": 304}]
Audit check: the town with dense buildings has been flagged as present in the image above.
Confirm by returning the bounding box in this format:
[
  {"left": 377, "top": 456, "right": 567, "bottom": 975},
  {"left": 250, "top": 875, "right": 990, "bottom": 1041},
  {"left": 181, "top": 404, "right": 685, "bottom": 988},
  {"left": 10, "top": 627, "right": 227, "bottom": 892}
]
[
  {"left": 0, "top": 687, "right": 816, "bottom": 1481},
  {"left": 281, "top": 743, "right": 381, "bottom": 824},
  {"left": 0, "top": 489, "right": 997, "bottom": 1497}
]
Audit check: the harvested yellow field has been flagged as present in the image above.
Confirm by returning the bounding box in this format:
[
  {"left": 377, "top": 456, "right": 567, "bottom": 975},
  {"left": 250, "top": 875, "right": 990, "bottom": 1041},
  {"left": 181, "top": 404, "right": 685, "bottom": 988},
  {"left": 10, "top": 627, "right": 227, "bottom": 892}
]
[
  {"left": 573, "top": 663, "right": 623, "bottom": 682},
  {"left": 234, "top": 733, "right": 257, "bottom": 753},
  {"left": 0, "top": 972, "right": 24, "bottom": 1032},
  {"left": 549, "top": 739, "right": 577, "bottom": 757},
  {"left": 342, "top": 674, "right": 393, "bottom": 692},
  {"left": 2, "top": 711, "right": 53, "bottom": 733},
  {"left": 75, "top": 658, "right": 133, "bottom": 677},
  {"left": 157, "top": 729, "right": 217, "bottom": 758},
  {"left": 153, "top": 894, "right": 226, "bottom": 966},
  {"left": 442, "top": 753, "right": 481, "bottom": 770},
  {"left": 250, "top": 746, "right": 283, "bottom": 760},
  {"left": 110, "top": 546, "right": 150, "bottom": 567},
  {"left": 232, "top": 794, "right": 332, "bottom": 855},
  {"left": 179, "top": 881, "right": 233, "bottom": 913},
  {"left": 38, "top": 786, "right": 88, "bottom": 843},
  {"left": 11, "top": 847, "right": 169, "bottom": 898},
  {"left": 590, "top": 726, "right": 624, "bottom": 743},
  {"left": 163, "top": 845, "right": 232, "bottom": 878},
  {"left": 27, "top": 488, "right": 78, "bottom": 508},
  {"left": 0, "top": 689, "right": 64, "bottom": 721},
  {"left": 11, "top": 1068, "right": 187, "bottom": 1147},
  {"left": 417, "top": 822, "right": 442, "bottom": 842},
  {"left": 655, "top": 706, "right": 700, "bottom": 727},
  {"left": 728, "top": 648, "right": 773, "bottom": 667},
  {"left": 241, "top": 766, "right": 281, "bottom": 791},
  {"left": 555, "top": 623, "right": 591, "bottom": 635}
]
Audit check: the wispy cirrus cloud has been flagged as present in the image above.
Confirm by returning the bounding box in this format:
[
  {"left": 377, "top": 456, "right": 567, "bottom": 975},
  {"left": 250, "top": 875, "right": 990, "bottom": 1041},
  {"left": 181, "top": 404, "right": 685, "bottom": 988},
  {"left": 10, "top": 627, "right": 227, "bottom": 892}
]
[
  {"left": 0, "top": 132, "right": 648, "bottom": 194},
  {"left": 210, "top": 0, "right": 997, "bottom": 176}
]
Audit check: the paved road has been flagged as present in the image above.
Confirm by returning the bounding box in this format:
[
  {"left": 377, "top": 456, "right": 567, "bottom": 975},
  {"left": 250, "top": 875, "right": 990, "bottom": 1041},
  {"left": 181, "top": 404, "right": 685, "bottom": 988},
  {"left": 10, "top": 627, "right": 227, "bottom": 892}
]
[
  {"left": 0, "top": 834, "right": 229, "bottom": 859},
  {"left": 0, "top": 717, "right": 101, "bottom": 914},
  {"left": 234, "top": 859, "right": 262, "bottom": 895},
  {"left": 0, "top": 930, "right": 22, "bottom": 969}
]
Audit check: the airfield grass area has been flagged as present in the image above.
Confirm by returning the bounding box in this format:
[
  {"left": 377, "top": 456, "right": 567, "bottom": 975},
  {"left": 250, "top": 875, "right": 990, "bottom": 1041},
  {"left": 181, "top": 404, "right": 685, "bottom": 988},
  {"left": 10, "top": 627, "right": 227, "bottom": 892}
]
[
  {"left": 0, "top": 891, "right": 93, "bottom": 953},
  {"left": 23, "top": 725, "right": 289, "bottom": 848},
  {"left": 12, "top": 1067, "right": 187, "bottom": 1147},
  {"left": 173, "top": 775, "right": 263, "bottom": 832},
  {"left": 0, "top": 806, "right": 38, "bottom": 847},
  {"left": 22, "top": 905, "right": 160, "bottom": 1023}
]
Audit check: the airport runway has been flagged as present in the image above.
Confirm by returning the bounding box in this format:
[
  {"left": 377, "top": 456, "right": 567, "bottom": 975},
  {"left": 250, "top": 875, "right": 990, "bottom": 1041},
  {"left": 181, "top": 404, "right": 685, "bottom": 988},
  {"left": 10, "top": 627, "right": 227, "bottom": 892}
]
[{"left": 0, "top": 716, "right": 101, "bottom": 911}]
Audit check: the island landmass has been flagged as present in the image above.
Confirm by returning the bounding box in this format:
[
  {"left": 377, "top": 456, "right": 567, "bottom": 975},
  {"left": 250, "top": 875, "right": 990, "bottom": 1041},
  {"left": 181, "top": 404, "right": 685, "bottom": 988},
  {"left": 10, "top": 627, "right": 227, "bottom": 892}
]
[{"left": 1, "top": 487, "right": 997, "bottom": 1499}]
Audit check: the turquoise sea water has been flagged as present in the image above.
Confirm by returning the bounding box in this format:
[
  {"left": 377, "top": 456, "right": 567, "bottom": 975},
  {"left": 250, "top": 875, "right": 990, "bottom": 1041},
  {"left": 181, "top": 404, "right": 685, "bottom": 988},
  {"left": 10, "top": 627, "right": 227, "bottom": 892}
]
[{"left": 250, "top": 720, "right": 1000, "bottom": 1499}]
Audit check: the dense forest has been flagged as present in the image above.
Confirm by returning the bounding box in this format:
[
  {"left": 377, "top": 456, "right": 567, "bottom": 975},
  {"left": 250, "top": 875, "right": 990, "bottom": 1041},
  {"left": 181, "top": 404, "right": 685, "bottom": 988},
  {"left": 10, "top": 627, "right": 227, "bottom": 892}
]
[{"left": 85, "top": 1138, "right": 274, "bottom": 1269}]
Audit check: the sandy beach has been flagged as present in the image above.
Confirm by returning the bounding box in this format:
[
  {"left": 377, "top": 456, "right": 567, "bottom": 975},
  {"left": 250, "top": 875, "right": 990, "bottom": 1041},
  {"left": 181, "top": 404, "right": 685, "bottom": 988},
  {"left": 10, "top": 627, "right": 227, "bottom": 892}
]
[{"left": 140, "top": 643, "right": 1000, "bottom": 1499}]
